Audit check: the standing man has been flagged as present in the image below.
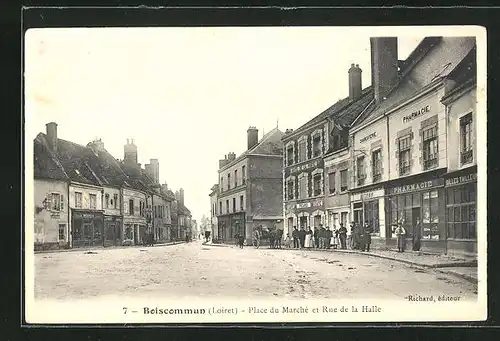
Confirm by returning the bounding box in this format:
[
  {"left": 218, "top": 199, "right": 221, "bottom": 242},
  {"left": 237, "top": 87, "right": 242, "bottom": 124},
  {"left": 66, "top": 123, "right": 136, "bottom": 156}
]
[
  {"left": 394, "top": 222, "right": 406, "bottom": 252},
  {"left": 338, "top": 223, "right": 348, "bottom": 249},
  {"left": 292, "top": 226, "right": 299, "bottom": 249},
  {"left": 276, "top": 228, "right": 283, "bottom": 249},
  {"left": 363, "top": 220, "right": 373, "bottom": 252},
  {"left": 325, "top": 226, "right": 333, "bottom": 249},
  {"left": 313, "top": 227, "right": 319, "bottom": 249},
  {"left": 298, "top": 226, "right": 306, "bottom": 249},
  {"left": 412, "top": 217, "right": 422, "bottom": 251}
]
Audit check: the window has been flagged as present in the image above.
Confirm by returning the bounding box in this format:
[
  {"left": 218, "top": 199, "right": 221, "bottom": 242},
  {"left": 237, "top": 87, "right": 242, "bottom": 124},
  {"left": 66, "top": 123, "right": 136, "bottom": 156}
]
[
  {"left": 114, "top": 194, "right": 118, "bottom": 209},
  {"left": 58, "top": 224, "right": 66, "bottom": 241},
  {"left": 242, "top": 166, "right": 246, "bottom": 184},
  {"left": 422, "top": 190, "right": 440, "bottom": 239},
  {"left": 460, "top": 113, "right": 473, "bottom": 164},
  {"left": 299, "top": 140, "right": 307, "bottom": 162},
  {"left": 50, "top": 193, "right": 63, "bottom": 211},
  {"left": 313, "top": 174, "right": 322, "bottom": 196},
  {"left": 105, "top": 193, "right": 109, "bottom": 208},
  {"left": 340, "top": 170, "right": 348, "bottom": 192},
  {"left": 356, "top": 156, "right": 366, "bottom": 186},
  {"left": 154, "top": 205, "right": 157, "bottom": 218},
  {"left": 220, "top": 177, "right": 224, "bottom": 192},
  {"left": 313, "top": 135, "right": 322, "bottom": 157},
  {"left": 233, "top": 198, "right": 236, "bottom": 212},
  {"left": 299, "top": 175, "right": 308, "bottom": 199},
  {"left": 423, "top": 126, "right": 438, "bottom": 170},
  {"left": 447, "top": 183, "right": 476, "bottom": 239},
  {"left": 240, "top": 195, "right": 244, "bottom": 211},
  {"left": 328, "top": 172, "right": 336, "bottom": 194},
  {"left": 75, "top": 192, "right": 83, "bottom": 208},
  {"left": 89, "top": 194, "right": 97, "bottom": 209},
  {"left": 287, "top": 180, "right": 294, "bottom": 200},
  {"left": 234, "top": 169, "right": 238, "bottom": 187},
  {"left": 363, "top": 200, "right": 380, "bottom": 234},
  {"left": 287, "top": 146, "right": 294, "bottom": 166},
  {"left": 398, "top": 136, "right": 411, "bottom": 175},
  {"left": 219, "top": 202, "right": 222, "bottom": 215},
  {"left": 372, "top": 149, "right": 382, "bottom": 182},
  {"left": 129, "top": 199, "right": 134, "bottom": 215},
  {"left": 227, "top": 174, "right": 231, "bottom": 190},
  {"left": 341, "top": 212, "right": 348, "bottom": 228},
  {"left": 226, "top": 200, "right": 230, "bottom": 213}
]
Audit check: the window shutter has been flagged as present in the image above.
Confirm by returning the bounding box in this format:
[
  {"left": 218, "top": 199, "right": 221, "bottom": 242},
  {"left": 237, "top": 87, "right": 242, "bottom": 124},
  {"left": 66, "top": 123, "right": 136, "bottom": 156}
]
[
  {"left": 380, "top": 149, "right": 384, "bottom": 176},
  {"left": 61, "top": 195, "right": 64, "bottom": 211}
]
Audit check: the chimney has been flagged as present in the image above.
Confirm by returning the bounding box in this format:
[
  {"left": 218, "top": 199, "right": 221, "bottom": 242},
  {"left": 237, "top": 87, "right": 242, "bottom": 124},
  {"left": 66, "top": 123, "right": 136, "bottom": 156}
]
[
  {"left": 88, "top": 138, "right": 105, "bottom": 153},
  {"left": 370, "top": 37, "right": 399, "bottom": 103},
  {"left": 179, "top": 188, "right": 184, "bottom": 205},
  {"left": 227, "top": 152, "right": 236, "bottom": 162},
  {"left": 247, "top": 126, "right": 259, "bottom": 150},
  {"left": 46, "top": 122, "right": 58, "bottom": 152},
  {"left": 124, "top": 138, "right": 138, "bottom": 167},
  {"left": 348, "top": 63, "right": 362, "bottom": 102},
  {"left": 219, "top": 154, "right": 229, "bottom": 169}
]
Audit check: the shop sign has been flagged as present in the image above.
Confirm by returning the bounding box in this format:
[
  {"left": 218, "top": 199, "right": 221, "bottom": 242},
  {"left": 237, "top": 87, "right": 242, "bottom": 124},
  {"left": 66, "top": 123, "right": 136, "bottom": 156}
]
[
  {"left": 389, "top": 178, "right": 443, "bottom": 195},
  {"left": 290, "top": 159, "right": 321, "bottom": 174},
  {"left": 402, "top": 105, "right": 431, "bottom": 123},
  {"left": 351, "top": 188, "right": 384, "bottom": 202},
  {"left": 73, "top": 211, "right": 97, "bottom": 220},
  {"left": 312, "top": 200, "right": 323, "bottom": 207},
  {"left": 297, "top": 202, "right": 311, "bottom": 209},
  {"left": 50, "top": 213, "right": 60, "bottom": 219},
  {"left": 445, "top": 172, "right": 477, "bottom": 186},
  {"left": 359, "top": 132, "right": 377, "bottom": 144}
]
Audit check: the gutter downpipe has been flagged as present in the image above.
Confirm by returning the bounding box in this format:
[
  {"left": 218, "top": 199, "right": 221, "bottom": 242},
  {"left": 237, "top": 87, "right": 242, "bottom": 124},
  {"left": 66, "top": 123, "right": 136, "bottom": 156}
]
[
  {"left": 385, "top": 112, "right": 391, "bottom": 245},
  {"left": 67, "top": 181, "right": 71, "bottom": 248}
]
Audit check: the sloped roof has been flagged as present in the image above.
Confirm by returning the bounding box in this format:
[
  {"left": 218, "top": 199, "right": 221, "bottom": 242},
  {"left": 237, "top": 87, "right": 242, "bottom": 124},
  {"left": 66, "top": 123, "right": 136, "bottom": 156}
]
[
  {"left": 219, "top": 128, "right": 284, "bottom": 172},
  {"left": 283, "top": 86, "right": 373, "bottom": 142},
  {"left": 354, "top": 36, "right": 477, "bottom": 128}
]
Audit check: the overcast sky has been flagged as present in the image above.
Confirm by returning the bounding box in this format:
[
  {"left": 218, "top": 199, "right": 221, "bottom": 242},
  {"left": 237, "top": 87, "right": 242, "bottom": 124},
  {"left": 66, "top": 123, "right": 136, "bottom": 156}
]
[{"left": 25, "top": 27, "right": 426, "bottom": 224}]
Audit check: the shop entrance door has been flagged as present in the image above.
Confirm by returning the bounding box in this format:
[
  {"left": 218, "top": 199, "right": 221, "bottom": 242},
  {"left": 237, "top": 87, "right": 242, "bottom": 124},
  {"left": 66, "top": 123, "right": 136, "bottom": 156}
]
[{"left": 411, "top": 207, "right": 422, "bottom": 250}]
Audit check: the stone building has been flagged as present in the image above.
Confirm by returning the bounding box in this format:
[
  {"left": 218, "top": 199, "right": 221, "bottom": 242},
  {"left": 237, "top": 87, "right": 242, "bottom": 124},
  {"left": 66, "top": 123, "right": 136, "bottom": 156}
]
[
  {"left": 349, "top": 36, "right": 477, "bottom": 253},
  {"left": 215, "top": 127, "right": 284, "bottom": 245},
  {"left": 209, "top": 184, "right": 219, "bottom": 239},
  {"left": 282, "top": 63, "right": 374, "bottom": 236}
]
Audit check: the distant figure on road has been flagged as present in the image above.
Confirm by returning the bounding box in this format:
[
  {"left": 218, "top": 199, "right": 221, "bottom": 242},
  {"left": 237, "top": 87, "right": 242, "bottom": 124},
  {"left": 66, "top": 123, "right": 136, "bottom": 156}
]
[
  {"left": 313, "top": 227, "right": 319, "bottom": 248},
  {"left": 269, "top": 229, "right": 276, "bottom": 249},
  {"left": 412, "top": 217, "right": 422, "bottom": 251},
  {"left": 292, "top": 226, "right": 299, "bottom": 249},
  {"left": 298, "top": 227, "right": 306, "bottom": 249},
  {"left": 236, "top": 232, "right": 245, "bottom": 248},
  {"left": 325, "top": 226, "right": 333, "bottom": 249},
  {"left": 338, "top": 223, "right": 348, "bottom": 249},
  {"left": 394, "top": 223, "right": 406, "bottom": 252},
  {"left": 253, "top": 227, "right": 261, "bottom": 248},
  {"left": 204, "top": 231, "right": 211, "bottom": 243},
  {"left": 319, "top": 225, "right": 327, "bottom": 249}
]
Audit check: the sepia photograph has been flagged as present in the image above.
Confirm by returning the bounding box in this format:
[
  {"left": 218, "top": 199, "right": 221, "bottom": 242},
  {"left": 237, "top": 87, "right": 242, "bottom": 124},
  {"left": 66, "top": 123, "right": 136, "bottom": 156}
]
[{"left": 24, "top": 24, "right": 486, "bottom": 323}]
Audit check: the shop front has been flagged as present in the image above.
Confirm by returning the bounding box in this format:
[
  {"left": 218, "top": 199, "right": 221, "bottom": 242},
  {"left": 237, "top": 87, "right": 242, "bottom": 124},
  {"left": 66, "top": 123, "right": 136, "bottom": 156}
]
[
  {"left": 285, "top": 199, "right": 325, "bottom": 231},
  {"left": 71, "top": 210, "right": 104, "bottom": 248},
  {"left": 444, "top": 165, "right": 477, "bottom": 255},
  {"left": 217, "top": 212, "right": 245, "bottom": 243},
  {"left": 104, "top": 215, "right": 122, "bottom": 247},
  {"left": 123, "top": 217, "right": 147, "bottom": 246},
  {"left": 350, "top": 186, "right": 386, "bottom": 245},
  {"left": 385, "top": 169, "right": 447, "bottom": 252}
]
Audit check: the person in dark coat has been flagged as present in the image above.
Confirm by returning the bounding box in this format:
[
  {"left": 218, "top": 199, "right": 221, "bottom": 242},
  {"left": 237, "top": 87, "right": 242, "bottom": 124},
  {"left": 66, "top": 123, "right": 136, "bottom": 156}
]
[
  {"left": 338, "top": 223, "right": 348, "bottom": 249},
  {"left": 275, "top": 228, "right": 283, "bottom": 249},
  {"left": 292, "top": 226, "right": 299, "bottom": 249},
  {"left": 269, "top": 229, "right": 276, "bottom": 249},
  {"left": 325, "top": 227, "right": 333, "bottom": 249},
  {"left": 298, "top": 227, "right": 306, "bottom": 249},
  {"left": 412, "top": 217, "right": 422, "bottom": 251},
  {"left": 237, "top": 232, "right": 245, "bottom": 248},
  {"left": 313, "top": 227, "right": 319, "bottom": 248},
  {"left": 362, "top": 220, "right": 373, "bottom": 252}
]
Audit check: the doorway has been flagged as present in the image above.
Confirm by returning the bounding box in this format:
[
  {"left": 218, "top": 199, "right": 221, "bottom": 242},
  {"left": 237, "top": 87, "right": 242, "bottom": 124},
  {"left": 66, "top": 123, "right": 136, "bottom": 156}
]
[
  {"left": 83, "top": 223, "right": 92, "bottom": 247},
  {"left": 411, "top": 207, "right": 422, "bottom": 250},
  {"left": 299, "top": 216, "right": 307, "bottom": 229}
]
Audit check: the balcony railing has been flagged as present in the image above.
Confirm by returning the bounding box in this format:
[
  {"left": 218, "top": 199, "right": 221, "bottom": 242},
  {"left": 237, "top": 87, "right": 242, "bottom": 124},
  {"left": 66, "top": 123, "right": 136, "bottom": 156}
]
[
  {"left": 461, "top": 150, "right": 473, "bottom": 165},
  {"left": 372, "top": 173, "right": 382, "bottom": 183},
  {"left": 424, "top": 157, "right": 438, "bottom": 170}
]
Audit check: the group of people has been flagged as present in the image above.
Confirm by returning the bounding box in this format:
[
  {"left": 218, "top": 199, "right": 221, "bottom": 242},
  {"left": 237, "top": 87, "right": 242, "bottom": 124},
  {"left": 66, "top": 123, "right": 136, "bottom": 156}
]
[
  {"left": 285, "top": 224, "right": 350, "bottom": 250},
  {"left": 349, "top": 221, "right": 374, "bottom": 252}
]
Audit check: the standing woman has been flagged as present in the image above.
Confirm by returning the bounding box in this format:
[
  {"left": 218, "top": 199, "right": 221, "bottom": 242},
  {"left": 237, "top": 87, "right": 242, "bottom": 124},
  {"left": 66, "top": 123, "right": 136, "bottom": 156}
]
[{"left": 305, "top": 226, "right": 313, "bottom": 249}]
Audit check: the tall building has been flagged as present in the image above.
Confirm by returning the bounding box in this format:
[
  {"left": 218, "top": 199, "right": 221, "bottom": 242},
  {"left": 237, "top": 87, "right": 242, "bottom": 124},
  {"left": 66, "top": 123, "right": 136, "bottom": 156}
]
[
  {"left": 349, "top": 36, "right": 477, "bottom": 254},
  {"left": 215, "top": 127, "right": 284, "bottom": 245}
]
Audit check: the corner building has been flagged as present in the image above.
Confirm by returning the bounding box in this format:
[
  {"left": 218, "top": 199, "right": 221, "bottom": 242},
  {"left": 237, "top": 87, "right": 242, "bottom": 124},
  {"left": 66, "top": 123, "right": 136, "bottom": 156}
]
[
  {"left": 350, "top": 36, "right": 476, "bottom": 253},
  {"left": 216, "top": 127, "right": 284, "bottom": 245}
]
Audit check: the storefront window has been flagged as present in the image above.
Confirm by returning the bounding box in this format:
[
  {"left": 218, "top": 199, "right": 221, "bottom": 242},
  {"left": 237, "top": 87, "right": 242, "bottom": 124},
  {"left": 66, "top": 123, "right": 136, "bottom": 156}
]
[
  {"left": 125, "top": 226, "right": 133, "bottom": 240},
  {"left": 446, "top": 183, "right": 476, "bottom": 240},
  {"left": 363, "top": 200, "right": 380, "bottom": 233}
]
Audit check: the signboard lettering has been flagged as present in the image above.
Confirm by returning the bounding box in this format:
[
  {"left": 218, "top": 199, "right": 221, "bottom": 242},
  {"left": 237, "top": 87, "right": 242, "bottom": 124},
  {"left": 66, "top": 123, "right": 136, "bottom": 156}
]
[
  {"left": 390, "top": 179, "right": 443, "bottom": 195},
  {"left": 402, "top": 105, "right": 431, "bottom": 123},
  {"left": 297, "top": 203, "right": 311, "bottom": 209},
  {"left": 445, "top": 173, "right": 477, "bottom": 186},
  {"left": 290, "top": 160, "right": 319, "bottom": 174},
  {"left": 359, "top": 132, "right": 377, "bottom": 144},
  {"left": 352, "top": 188, "right": 384, "bottom": 202},
  {"left": 313, "top": 200, "right": 323, "bottom": 207}
]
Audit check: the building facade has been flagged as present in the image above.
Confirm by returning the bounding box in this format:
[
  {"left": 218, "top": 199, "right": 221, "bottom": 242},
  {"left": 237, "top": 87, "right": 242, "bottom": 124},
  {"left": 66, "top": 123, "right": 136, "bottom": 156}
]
[
  {"left": 349, "top": 36, "right": 477, "bottom": 253},
  {"left": 216, "top": 127, "right": 284, "bottom": 245},
  {"left": 209, "top": 184, "right": 219, "bottom": 239},
  {"left": 441, "top": 46, "right": 477, "bottom": 255}
]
